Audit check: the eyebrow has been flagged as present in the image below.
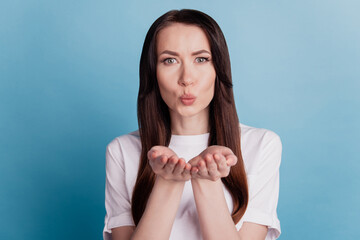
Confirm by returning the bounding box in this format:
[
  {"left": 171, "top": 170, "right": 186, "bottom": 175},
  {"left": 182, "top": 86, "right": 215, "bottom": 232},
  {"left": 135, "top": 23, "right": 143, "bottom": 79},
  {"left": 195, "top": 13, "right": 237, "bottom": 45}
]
[{"left": 159, "top": 49, "right": 211, "bottom": 56}]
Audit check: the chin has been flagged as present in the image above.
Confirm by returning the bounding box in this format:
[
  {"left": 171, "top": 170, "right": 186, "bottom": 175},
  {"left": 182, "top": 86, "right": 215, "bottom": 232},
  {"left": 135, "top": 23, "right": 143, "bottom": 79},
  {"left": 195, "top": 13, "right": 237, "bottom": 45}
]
[
  {"left": 170, "top": 104, "right": 208, "bottom": 119},
  {"left": 179, "top": 109, "right": 206, "bottom": 119},
  {"left": 171, "top": 108, "right": 195, "bottom": 118},
  {"left": 178, "top": 111, "right": 197, "bottom": 118}
]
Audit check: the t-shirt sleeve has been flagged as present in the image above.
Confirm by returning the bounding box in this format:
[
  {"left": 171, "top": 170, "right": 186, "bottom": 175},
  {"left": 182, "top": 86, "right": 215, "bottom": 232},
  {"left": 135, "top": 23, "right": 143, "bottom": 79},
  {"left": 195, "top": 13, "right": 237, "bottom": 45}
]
[
  {"left": 236, "top": 130, "right": 282, "bottom": 239},
  {"left": 103, "top": 138, "right": 135, "bottom": 240}
]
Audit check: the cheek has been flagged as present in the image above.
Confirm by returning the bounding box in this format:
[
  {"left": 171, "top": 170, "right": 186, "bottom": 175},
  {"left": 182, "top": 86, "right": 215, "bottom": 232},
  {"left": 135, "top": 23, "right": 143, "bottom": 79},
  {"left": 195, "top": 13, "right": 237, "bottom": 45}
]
[
  {"left": 157, "top": 67, "right": 175, "bottom": 92},
  {"left": 157, "top": 69, "right": 169, "bottom": 96},
  {"left": 157, "top": 79, "right": 178, "bottom": 107},
  {"left": 207, "top": 82, "right": 215, "bottom": 101},
  {"left": 201, "top": 72, "right": 216, "bottom": 96},
  {"left": 204, "top": 77, "right": 216, "bottom": 103},
  {"left": 157, "top": 67, "right": 179, "bottom": 96}
]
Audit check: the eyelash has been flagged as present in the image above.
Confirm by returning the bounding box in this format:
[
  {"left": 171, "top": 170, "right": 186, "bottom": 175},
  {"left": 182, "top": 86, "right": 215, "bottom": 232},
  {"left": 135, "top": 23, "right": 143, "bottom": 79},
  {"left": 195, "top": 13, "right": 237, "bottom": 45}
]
[{"left": 161, "top": 57, "right": 210, "bottom": 64}]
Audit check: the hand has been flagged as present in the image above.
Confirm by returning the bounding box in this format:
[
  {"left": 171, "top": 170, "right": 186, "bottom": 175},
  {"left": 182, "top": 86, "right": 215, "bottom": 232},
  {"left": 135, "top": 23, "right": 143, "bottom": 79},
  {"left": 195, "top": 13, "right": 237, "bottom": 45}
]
[
  {"left": 188, "top": 146, "right": 237, "bottom": 181},
  {"left": 147, "top": 146, "right": 192, "bottom": 181}
]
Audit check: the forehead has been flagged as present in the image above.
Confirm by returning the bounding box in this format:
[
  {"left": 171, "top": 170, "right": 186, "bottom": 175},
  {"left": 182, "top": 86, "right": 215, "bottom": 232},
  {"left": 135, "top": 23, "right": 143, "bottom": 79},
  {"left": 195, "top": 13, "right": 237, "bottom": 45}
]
[{"left": 156, "top": 23, "right": 211, "bottom": 54}]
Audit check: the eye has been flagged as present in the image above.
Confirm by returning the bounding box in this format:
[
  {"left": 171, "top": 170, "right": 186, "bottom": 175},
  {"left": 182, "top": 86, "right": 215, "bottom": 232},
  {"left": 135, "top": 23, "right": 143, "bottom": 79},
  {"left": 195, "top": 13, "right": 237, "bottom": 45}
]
[
  {"left": 162, "top": 58, "right": 177, "bottom": 64},
  {"left": 196, "top": 57, "right": 209, "bottom": 63}
]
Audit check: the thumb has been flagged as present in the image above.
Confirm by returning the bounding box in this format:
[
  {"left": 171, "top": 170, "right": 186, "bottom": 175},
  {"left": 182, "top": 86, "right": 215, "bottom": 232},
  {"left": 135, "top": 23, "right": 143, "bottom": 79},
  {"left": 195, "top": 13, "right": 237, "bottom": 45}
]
[{"left": 188, "top": 155, "right": 201, "bottom": 166}]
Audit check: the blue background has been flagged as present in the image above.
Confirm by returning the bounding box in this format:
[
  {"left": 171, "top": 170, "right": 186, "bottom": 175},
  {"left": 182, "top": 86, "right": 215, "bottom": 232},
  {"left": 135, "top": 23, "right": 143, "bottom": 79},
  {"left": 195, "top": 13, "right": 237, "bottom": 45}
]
[{"left": 1, "top": 0, "right": 359, "bottom": 239}]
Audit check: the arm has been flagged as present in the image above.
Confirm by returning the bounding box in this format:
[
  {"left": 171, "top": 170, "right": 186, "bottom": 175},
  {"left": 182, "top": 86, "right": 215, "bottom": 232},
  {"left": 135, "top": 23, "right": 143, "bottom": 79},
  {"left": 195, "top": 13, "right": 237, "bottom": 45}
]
[
  {"left": 191, "top": 179, "right": 267, "bottom": 240},
  {"left": 131, "top": 175, "right": 186, "bottom": 240},
  {"left": 111, "top": 226, "right": 134, "bottom": 240},
  {"left": 189, "top": 147, "right": 268, "bottom": 240},
  {"left": 112, "top": 146, "right": 192, "bottom": 240}
]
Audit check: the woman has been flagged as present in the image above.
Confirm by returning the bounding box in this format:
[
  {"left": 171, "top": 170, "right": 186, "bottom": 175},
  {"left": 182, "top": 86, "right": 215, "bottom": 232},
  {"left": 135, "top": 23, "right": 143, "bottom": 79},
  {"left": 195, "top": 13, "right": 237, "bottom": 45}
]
[{"left": 103, "top": 9, "right": 282, "bottom": 240}]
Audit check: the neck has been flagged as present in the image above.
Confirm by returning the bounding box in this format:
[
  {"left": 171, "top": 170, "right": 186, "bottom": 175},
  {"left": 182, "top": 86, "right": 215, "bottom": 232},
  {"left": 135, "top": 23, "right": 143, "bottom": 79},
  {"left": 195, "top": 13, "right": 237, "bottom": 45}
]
[{"left": 170, "top": 109, "right": 210, "bottom": 135}]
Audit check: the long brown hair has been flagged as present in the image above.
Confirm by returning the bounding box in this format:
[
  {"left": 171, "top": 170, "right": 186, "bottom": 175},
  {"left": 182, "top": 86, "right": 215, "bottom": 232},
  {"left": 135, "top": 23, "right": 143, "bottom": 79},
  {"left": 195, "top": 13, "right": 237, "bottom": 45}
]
[{"left": 132, "top": 9, "right": 248, "bottom": 225}]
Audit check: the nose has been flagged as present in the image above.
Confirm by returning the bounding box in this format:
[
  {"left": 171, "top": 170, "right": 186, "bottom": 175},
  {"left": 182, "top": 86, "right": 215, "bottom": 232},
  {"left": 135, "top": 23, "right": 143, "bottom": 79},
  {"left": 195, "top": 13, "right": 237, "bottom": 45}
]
[{"left": 178, "top": 63, "right": 194, "bottom": 87}]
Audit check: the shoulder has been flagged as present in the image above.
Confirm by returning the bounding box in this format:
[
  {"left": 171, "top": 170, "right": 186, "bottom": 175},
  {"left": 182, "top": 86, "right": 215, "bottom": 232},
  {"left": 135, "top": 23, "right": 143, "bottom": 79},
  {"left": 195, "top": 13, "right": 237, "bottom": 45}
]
[
  {"left": 240, "top": 123, "right": 281, "bottom": 146},
  {"left": 239, "top": 123, "right": 282, "bottom": 174},
  {"left": 106, "top": 130, "right": 141, "bottom": 166},
  {"left": 106, "top": 130, "right": 141, "bottom": 152},
  {"left": 240, "top": 123, "right": 282, "bottom": 153}
]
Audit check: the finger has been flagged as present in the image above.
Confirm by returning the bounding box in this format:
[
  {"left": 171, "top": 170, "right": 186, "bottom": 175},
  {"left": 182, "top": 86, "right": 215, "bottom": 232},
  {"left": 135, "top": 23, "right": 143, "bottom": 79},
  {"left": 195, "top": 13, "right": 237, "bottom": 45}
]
[
  {"left": 190, "top": 166, "right": 199, "bottom": 178},
  {"left": 149, "top": 154, "right": 167, "bottom": 174},
  {"left": 187, "top": 155, "right": 200, "bottom": 166},
  {"left": 207, "top": 156, "right": 219, "bottom": 178},
  {"left": 147, "top": 149, "right": 158, "bottom": 161},
  {"left": 225, "top": 154, "right": 237, "bottom": 166},
  {"left": 173, "top": 158, "right": 185, "bottom": 175},
  {"left": 163, "top": 155, "right": 177, "bottom": 173},
  {"left": 214, "top": 153, "right": 227, "bottom": 170},
  {"left": 155, "top": 155, "right": 168, "bottom": 167},
  {"left": 182, "top": 163, "right": 192, "bottom": 179},
  {"left": 197, "top": 160, "right": 208, "bottom": 177},
  {"left": 215, "top": 154, "right": 229, "bottom": 177}
]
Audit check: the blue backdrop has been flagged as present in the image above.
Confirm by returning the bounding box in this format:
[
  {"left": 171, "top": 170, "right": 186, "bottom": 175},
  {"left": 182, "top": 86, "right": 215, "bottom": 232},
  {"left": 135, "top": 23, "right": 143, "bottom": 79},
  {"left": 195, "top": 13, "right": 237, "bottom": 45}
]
[{"left": 1, "top": 0, "right": 359, "bottom": 239}]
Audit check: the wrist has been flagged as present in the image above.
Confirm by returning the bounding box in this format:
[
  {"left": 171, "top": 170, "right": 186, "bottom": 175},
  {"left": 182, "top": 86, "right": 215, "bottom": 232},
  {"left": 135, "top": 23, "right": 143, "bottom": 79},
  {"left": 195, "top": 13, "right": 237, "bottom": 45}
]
[
  {"left": 191, "top": 177, "right": 223, "bottom": 189},
  {"left": 155, "top": 174, "right": 187, "bottom": 186}
]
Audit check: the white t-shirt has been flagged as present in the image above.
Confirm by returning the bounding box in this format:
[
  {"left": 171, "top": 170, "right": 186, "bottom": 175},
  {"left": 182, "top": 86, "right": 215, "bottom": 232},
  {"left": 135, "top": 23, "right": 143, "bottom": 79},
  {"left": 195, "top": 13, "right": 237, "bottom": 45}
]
[{"left": 103, "top": 123, "right": 282, "bottom": 240}]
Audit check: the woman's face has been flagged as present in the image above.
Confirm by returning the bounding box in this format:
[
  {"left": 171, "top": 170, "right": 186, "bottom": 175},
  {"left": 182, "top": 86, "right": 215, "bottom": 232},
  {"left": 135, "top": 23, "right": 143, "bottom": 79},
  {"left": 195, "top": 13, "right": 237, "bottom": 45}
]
[{"left": 156, "top": 23, "right": 216, "bottom": 120}]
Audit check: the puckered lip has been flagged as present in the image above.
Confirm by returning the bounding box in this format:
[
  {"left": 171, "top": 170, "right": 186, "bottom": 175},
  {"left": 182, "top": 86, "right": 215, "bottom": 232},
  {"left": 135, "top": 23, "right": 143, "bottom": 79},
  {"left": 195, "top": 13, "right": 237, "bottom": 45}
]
[{"left": 180, "top": 94, "right": 196, "bottom": 99}]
